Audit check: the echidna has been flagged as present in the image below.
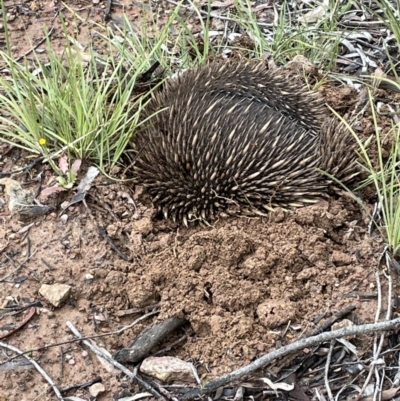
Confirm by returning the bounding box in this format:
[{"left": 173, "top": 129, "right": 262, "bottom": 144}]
[{"left": 133, "top": 61, "right": 358, "bottom": 225}]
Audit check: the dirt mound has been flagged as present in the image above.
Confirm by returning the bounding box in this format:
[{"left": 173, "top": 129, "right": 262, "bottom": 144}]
[
  {"left": 109, "top": 197, "right": 381, "bottom": 373},
  {"left": 0, "top": 173, "right": 384, "bottom": 400}
]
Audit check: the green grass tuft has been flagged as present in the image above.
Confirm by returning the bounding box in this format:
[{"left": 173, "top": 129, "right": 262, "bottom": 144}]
[{"left": 339, "top": 83, "right": 400, "bottom": 256}]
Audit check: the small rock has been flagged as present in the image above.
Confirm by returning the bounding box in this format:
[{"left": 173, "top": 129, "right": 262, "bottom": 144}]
[
  {"left": 39, "top": 283, "right": 72, "bottom": 307},
  {"left": 6, "top": 12, "right": 16, "bottom": 21},
  {"left": 0, "top": 178, "right": 34, "bottom": 213},
  {"left": 140, "top": 356, "right": 195, "bottom": 383},
  {"left": 84, "top": 273, "right": 94, "bottom": 282},
  {"left": 332, "top": 319, "right": 354, "bottom": 331},
  {"left": 94, "top": 313, "right": 107, "bottom": 322},
  {"left": 60, "top": 201, "right": 69, "bottom": 210},
  {"left": 89, "top": 382, "right": 105, "bottom": 397}
]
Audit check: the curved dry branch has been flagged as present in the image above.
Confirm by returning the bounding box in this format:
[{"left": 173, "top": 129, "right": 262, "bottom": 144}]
[{"left": 180, "top": 317, "right": 400, "bottom": 400}]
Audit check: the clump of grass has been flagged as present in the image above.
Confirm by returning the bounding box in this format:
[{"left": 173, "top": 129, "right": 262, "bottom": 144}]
[
  {"left": 342, "top": 85, "right": 400, "bottom": 256},
  {"left": 0, "top": 0, "right": 191, "bottom": 179},
  {"left": 232, "top": 0, "right": 266, "bottom": 57},
  {"left": 0, "top": 41, "right": 151, "bottom": 175},
  {"left": 0, "top": 0, "right": 213, "bottom": 183},
  {"left": 230, "top": 0, "right": 346, "bottom": 70},
  {"left": 102, "top": 0, "right": 225, "bottom": 72}
]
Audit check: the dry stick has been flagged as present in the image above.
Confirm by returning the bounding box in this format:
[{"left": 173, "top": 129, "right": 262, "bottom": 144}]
[
  {"left": 0, "top": 341, "right": 64, "bottom": 401},
  {"left": 59, "top": 346, "right": 65, "bottom": 382},
  {"left": 357, "top": 267, "right": 388, "bottom": 401},
  {"left": 373, "top": 270, "right": 386, "bottom": 401},
  {"left": 306, "top": 304, "right": 356, "bottom": 337},
  {"left": 0, "top": 21, "right": 57, "bottom": 73},
  {"left": 374, "top": 263, "right": 393, "bottom": 400},
  {"left": 104, "top": 0, "right": 112, "bottom": 21},
  {"left": 0, "top": 306, "right": 36, "bottom": 341},
  {"left": 0, "top": 156, "right": 44, "bottom": 179},
  {"left": 0, "top": 249, "right": 38, "bottom": 282},
  {"left": 384, "top": 256, "right": 394, "bottom": 326},
  {"left": 180, "top": 317, "right": 400, "bottom": 400},
  {"left": 324, "top": 340, "right": 334, "bottom": 401},
  {"left": 60, "top": 376, "right": 102, "bottom": 393},
  {"left": 97, "top": 226, "right": 130, "bottom": 261},
  {"left": 0, "top": 310, "right": 159, "bottom": 367},
  {"left": 163, "top": 0, "right": 273, "bottom": 28},
  {"left": 114, "top": 317, "right": 188, "bottom": 363},
  {"left": 66, "top": 321, "right": 164, "bottom": 400},
  {"left": 153, "top": 334, "right": 188, "bottom": 356}
]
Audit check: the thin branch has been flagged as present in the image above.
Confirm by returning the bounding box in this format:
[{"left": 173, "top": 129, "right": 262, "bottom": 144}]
[
  {"left": 325, "top": 340, "right": 334, "bottom": 401},
  {"left": 66, "top": 321, "right": 165, "bottom": 400},
  {"left": 0, "top": 341, "right": 64, "bottom": 401},
  {"left": 306, "top": 304, "right": 356, "bottom": 337},
  {"left": 0, "top": 19, "right": 57, "bottom": 73},
  {"left": 163, "top": 0, "right": 273, "bottom": 28},
  {"left": 0, "top": 249, "right": 38, "bottom": 282},
  {"left": 60, "top": 376, "right": 102, "bottom": 393},
  {"left": 358, "top": 268, "right": 387, "bottom": 400},
  {"left": 180, "top": 317, "right": 400, "bottom": 399},
  {"left": 1, "top": 310, "right": 158, "bottom": 366}
]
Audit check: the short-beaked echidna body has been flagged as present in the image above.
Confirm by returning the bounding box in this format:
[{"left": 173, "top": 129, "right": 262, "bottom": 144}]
[{"left": 133, "top": 61, "right": 358, "bottom": 225}]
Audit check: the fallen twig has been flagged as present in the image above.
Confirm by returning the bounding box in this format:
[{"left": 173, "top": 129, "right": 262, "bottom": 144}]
[
  {"left": 114, "top": 316, "right": 188, "bottom": 363},
  {"left": 0, "top": 248, "right": 38, "bottom": 282},
  {"left": 306, "top": 304, "right": 356, "bottom": 337},
  {"left": 0, "top": 310, "right": 159, "bottom": 367},
  {"left": 180, "top": 317, "right": 400, "bottom": 399},
  {"left": 60, "top": 376, "right": 102, "bottom": 393},
  {"left": 114, "top": 303, "right": 160, "bottom": 317},
  {"left": 164, "top": 0, "right": 273, "bottom": 27},
  {"left": 0, "top": 19, "right": 57, "bottom": 73},
  {"left": 153, "top": 334, "right": 188, "bottom": 357},
  {"left": 104, "top": 0, "right": 112, "bottom": 21},
  {"left": 0, "top": 306, "right": 36, "bottom": 340},
  {"left": 324, "top": 340, "right": 334, "bottom": 401},
  {"left": 0, "top": 157, "right": 45, "bottom": 178},
  {"left": 66, "top": 321, "right": 165, "bottom": 399},
  {"left": 0, "top": 341, "right": 65, "bottom": 400},
  {"left": 0, "top": 300, "right": 42, "bottom": 313},
  {"left": 97, "top": 226, "right": 130, "bottom": 261}
]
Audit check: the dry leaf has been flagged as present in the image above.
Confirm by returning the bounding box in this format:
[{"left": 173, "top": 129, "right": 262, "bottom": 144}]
[
  {"left": 71, "top": 159, "right": 82, "bottom": 173},
  {"left": 58, "top": 155, "right": 69, "bottom": 174},
  {"left": 40, "top": 185, "right": 66, "bottom": 198}
]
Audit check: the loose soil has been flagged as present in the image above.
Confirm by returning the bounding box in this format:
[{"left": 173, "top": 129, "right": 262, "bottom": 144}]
[{"left": 1, "top": 1, "right": 400, "bottom": 401}]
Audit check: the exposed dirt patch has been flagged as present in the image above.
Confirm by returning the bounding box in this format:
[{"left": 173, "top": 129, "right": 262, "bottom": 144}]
[
  {"left": 0, "top": 174, "right": 390, "bottom": 400},
  {"left": 1, "top": 1, "right": 400, "bottom": 401}
]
